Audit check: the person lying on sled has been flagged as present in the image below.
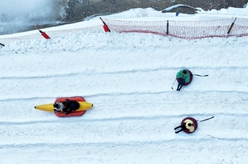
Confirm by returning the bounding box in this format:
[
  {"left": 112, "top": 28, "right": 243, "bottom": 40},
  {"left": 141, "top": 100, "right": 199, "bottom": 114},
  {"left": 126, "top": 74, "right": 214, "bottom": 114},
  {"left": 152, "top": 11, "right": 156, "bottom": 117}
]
[
  {"left": 54, "top": 99, "right": 80, "bottom": 115},
  {"left": 176, "top": 69, "right": 190, "bottom": 91},
  {"left": 174, "top": 122, "right": 194, "bottom": 134},
  {"left": 64, "top": 99, "right": 80, "bottom": 115}
]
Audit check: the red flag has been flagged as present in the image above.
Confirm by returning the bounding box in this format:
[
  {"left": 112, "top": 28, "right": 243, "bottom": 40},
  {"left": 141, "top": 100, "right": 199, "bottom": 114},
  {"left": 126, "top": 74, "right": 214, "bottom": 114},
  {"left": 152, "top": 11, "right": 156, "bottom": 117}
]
[
  {"left": 100, "top": 17, "right": 111, "bottom": 32},
  {"left": 35, "top": 24, "right": 51, "bottom": 39},
  {"left": 39, "top": 30, "right": 50, "bottom": 39}
]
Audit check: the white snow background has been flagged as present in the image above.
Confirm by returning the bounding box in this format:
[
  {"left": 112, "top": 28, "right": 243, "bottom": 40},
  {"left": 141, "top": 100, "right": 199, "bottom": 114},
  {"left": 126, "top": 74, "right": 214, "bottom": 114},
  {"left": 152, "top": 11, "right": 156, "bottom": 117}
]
[{"left": 0, "top": 6, "right": 248, "bottom": 164}]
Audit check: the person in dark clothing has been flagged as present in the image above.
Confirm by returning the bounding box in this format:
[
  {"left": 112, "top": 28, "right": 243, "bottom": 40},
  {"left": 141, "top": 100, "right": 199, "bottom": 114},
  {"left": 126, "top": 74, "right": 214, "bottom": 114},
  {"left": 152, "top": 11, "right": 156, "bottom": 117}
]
[
  {"left": 53, "top": 99, "right": 80, "bottom": 115},
  {"left": 63, "top": 99, "right": 80, "bottom": 115},
  {"left": 176, "top": 70, "right": 188, "bottom": 91},
  {"left": 174, "top": 122, "right": 193, "bottom": 134}
]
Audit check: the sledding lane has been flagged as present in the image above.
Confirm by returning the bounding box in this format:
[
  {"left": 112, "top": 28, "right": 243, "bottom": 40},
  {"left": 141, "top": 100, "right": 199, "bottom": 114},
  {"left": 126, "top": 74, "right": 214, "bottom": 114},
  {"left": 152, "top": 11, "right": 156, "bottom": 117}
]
[
  {"left": 1, "top": 67, "right": 248, "bottom": 100},
  {"left": 1, "top": 114, "right": 248, "bottom": 164},
  {"left": 1, "top": 114, "right": 248, "bottom": 146},
  {"left": 1, "top": 139, "right": 247, "bottom": 164}
]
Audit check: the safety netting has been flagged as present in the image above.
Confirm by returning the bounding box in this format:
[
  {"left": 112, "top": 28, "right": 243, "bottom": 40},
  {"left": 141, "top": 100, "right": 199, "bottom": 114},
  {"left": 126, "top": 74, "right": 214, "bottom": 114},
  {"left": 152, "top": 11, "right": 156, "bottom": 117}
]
[
  {"left": 101, "top": 17, "right": 248, "bottom": 39},
  {"left": 1, "top": 18, "right": 248, "bottom": 43}
]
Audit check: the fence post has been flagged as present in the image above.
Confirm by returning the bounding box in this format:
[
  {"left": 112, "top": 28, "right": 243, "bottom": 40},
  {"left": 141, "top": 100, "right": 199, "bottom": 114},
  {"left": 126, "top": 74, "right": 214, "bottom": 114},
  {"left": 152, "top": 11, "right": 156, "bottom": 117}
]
[
  {"left": 227, "top": 17, "right": 237, "bottom": 34},
  {"left": 166, "top": 20, "right": 169, "bottom": 35}
]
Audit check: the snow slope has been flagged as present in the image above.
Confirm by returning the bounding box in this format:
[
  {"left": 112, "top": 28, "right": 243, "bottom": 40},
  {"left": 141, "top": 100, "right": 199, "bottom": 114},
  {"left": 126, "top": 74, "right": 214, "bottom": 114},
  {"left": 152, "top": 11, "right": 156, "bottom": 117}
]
[{"left": 0, "top": 8, "right": 248, "bottom": 164}]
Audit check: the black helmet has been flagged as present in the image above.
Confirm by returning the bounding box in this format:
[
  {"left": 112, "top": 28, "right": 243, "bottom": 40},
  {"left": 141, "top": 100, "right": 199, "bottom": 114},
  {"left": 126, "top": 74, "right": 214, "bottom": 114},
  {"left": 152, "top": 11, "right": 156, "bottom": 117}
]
[
  {"left": 183, "top": 70, "right": 187, "bottom": 74},
  {"left": 53, "top": 104, "right": 59, "bottom": 108}
]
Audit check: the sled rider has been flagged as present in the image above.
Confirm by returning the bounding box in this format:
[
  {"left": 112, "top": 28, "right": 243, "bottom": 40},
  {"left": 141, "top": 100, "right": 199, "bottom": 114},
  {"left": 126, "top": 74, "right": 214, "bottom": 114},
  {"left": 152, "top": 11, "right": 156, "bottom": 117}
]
[
  {"left": 176, "top": 69, "right": 190, "bottom": 91},
  {"left": 174, "top": 122, "right": 194, "bottom": 134},
  {"left": 54, "top": 99, "right": 80, "bottom": 115}
]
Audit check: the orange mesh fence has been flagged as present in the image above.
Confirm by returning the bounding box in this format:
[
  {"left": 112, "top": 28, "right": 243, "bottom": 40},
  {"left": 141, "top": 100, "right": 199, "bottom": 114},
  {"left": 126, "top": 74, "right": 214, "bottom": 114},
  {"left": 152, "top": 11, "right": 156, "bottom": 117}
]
[
  {"left": 103, "top": 19, "right": 169, "bottom": 36},
  {"left": 230, "top": 18, "right": 248, "bottom": 37},
  {"left": 102, "top": 18, "right": 248, "bottom": 39}
]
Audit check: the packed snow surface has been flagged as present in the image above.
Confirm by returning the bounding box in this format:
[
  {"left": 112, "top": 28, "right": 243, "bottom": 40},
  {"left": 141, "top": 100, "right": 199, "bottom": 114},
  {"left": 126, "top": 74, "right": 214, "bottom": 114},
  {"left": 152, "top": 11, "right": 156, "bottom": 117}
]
[{"left": 0, "top": 7, "right": 248, "bottom": 164}]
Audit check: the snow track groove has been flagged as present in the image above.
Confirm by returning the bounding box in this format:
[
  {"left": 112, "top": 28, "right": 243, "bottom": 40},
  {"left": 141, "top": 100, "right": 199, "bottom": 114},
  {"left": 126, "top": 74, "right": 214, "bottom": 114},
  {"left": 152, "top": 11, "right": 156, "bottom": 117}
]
[
  {"left": 1, "top": 67, "right": 248, "bottom": 100},
  {"left": 1, "top": 137, "right": 248, "bottom": 148},
  {"left": 1, "top": 113, "right": 247, "bottom": 126},
  {"left": 1, "top": 66, "right": 248, "bottom": 79},
  {"left": 1, "top": 90, "right": 248, "bottom": 101}
]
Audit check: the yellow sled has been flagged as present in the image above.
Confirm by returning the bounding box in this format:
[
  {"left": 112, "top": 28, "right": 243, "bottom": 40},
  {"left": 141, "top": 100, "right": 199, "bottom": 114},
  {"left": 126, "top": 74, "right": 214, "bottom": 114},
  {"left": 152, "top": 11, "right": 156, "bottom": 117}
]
[{"left": 34, "top": 96, "right": 93, "bottom": 117}]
